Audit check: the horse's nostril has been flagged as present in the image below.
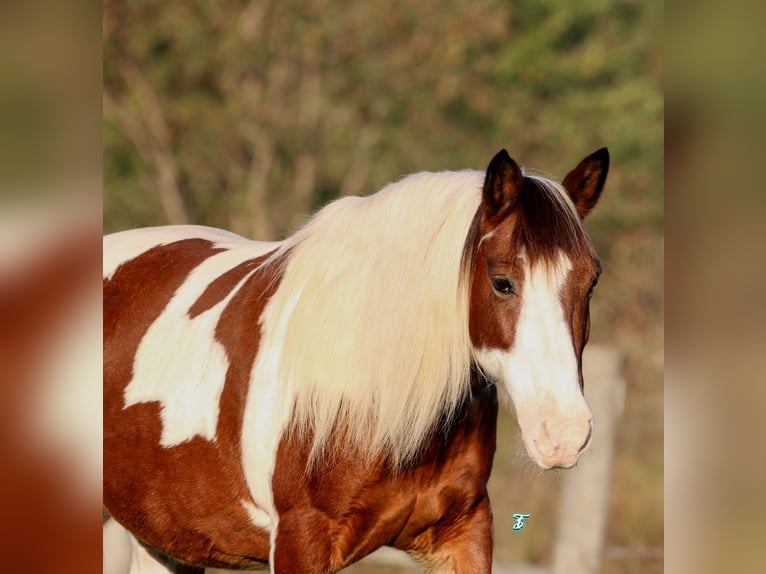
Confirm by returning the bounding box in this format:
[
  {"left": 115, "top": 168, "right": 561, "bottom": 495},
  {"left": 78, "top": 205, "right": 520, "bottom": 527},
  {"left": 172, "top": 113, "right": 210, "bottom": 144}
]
[{"left": 578, "top": 421, "right": 593, "bottom": 452}]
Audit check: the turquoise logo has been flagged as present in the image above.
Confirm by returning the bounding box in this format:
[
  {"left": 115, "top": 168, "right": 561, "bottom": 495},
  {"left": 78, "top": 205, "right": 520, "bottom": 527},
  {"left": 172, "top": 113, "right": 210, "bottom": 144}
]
[{"left": 512, "top": 513, "right": 530, "bottom": 530}]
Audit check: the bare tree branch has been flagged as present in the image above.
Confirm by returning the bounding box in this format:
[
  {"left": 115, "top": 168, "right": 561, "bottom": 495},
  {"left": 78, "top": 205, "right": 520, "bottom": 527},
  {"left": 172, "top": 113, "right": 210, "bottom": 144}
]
[
  {"left": 118, "top": 62, "right": 188, "bottom": 224},
  {"left": 103, "top": 61, "right": 188, "bottom": 225}
]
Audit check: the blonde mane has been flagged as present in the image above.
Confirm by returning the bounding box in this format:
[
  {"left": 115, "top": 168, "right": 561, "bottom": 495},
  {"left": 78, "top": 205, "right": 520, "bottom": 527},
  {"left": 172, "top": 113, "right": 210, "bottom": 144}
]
[{"left": 259, "top": 170, "right": 485, "bottom": 469}]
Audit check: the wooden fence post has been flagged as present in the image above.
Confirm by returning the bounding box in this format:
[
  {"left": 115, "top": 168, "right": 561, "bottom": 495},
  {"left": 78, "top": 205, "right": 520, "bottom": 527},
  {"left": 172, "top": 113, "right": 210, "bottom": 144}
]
[{"left": 551, "top": 344, "right": 625, "bottom": 574}]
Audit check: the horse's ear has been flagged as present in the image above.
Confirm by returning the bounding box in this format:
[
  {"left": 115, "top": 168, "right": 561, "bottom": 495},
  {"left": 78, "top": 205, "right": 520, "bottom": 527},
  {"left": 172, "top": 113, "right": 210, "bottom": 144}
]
[
  {"left": 561, "top": 148, "right": 609, "bottom": 218},
  {"left": 483, "top": 149, "right": 524, "bottom": 221}
]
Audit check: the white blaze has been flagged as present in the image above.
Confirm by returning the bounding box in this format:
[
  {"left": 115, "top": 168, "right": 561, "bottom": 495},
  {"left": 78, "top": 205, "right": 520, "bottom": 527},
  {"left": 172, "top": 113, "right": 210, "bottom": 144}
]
[{"left": 475, "top": 252, "right": 592, "bottom": 469}]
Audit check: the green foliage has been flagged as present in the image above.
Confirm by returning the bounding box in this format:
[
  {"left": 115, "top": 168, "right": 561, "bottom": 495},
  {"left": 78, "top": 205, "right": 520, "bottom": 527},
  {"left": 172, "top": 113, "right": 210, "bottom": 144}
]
[{"left": 104, "top": 0, "right": 662, "bottom": 238}]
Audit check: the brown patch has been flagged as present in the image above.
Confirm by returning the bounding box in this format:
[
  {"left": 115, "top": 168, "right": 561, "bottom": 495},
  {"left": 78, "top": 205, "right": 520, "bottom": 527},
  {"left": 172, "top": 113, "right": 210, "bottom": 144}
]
[
  {"left": 270, "top": 379, "right": 498, "bottom": 572},
  {"left": 468, "top": 211, "right": 525, "bottom": 351},
  {"left": 104, "top": 239, "right": 284, "bottom": 569},
  {"left": 188, "top": 256, "right": 267, "bottom": 318},
  {"left": 558, "top": 257, "right": 602, "bottom": 387},
  {"left": 212, "top": 251, "right": 283, "bottom": 483}
]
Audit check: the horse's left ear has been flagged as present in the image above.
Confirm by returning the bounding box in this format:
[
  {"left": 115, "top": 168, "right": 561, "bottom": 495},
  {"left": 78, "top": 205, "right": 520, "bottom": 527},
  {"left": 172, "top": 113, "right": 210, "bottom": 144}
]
[
  {"left": 482, "top": 149, "right": 524, "bottom": 222},
  {"left": 561, "top": 148, "right": 609, "bottom": 219}
]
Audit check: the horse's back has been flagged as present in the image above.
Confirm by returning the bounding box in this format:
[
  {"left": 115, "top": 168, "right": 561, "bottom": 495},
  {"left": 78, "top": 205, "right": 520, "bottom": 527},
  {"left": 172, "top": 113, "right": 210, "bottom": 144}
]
[{"left": 103, "top": 224, "right": 275, "bottom": 279}]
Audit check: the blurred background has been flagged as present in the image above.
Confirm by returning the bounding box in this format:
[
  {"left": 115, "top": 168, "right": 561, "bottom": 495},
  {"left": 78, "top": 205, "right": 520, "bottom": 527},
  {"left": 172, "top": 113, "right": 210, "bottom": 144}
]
[{"left": 103, "top": 1, "right": 663, "bottom": 573}]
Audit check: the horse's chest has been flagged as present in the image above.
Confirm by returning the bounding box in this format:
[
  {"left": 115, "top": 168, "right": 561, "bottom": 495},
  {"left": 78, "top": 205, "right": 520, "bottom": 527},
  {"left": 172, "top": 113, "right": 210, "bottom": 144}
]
[{"left": 269, "top": 386, "right": 498, "bottom": 571}]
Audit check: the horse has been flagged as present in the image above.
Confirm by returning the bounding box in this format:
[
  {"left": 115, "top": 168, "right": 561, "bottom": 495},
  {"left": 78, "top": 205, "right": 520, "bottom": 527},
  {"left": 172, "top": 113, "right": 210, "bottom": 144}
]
[{"left": 103, "top": 147, "right": 609, "bottom": 573}]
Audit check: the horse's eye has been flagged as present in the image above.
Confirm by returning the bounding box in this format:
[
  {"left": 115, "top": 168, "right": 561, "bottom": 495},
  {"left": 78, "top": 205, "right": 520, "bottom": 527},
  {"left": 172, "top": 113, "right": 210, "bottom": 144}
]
[
  {"left": 491, "top": 276, "right": 516, "bottom": 296},
  {"left": 587, "top": 276, "right": 598, "bottom": 299}
]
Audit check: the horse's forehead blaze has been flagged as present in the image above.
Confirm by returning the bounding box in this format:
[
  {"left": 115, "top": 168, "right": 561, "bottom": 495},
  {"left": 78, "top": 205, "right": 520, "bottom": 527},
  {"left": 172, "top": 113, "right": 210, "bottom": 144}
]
[{"left": 103, "top": 240, "right": 281, "bottom": 567}]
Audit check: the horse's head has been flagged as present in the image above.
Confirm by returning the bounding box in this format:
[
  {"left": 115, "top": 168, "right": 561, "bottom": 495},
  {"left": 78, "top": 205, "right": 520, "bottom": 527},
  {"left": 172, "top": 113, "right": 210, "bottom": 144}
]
[{"left": 468, "top": 148, "right": 609, "bottom": 469}]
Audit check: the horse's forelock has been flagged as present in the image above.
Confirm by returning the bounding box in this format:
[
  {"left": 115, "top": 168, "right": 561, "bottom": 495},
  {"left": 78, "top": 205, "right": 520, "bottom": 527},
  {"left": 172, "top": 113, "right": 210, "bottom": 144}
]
[{"left": 514, "top": 176, "right": 594, "bottom": 267}]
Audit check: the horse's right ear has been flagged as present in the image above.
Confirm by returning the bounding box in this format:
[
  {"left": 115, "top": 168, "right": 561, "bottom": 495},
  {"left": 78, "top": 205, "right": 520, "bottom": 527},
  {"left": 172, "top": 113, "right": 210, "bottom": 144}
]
[{"left": 482, "top": 149, "right": 524, "bottom": 221}]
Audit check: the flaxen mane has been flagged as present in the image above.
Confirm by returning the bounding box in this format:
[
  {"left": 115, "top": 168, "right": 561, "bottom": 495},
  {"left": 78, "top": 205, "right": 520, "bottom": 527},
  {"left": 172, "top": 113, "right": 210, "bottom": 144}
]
[{"left": 258, "top": 169, "right": 587, "bottom": 469}]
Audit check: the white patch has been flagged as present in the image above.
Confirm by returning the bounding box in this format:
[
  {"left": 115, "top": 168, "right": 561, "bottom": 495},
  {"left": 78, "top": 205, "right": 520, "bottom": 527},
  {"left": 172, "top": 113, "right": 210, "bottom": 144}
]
[
  {"left": 123, "top": 240, "right": 276, "bottom": 447},
  {"left": 241, "top": 499, "right": 272, "bottom": 530},
  {"left": 475, "top": 252, "right": 592, "bottom": 468},
  {"left": 240, "top": 289, "right": 305, "bottom": 531}
]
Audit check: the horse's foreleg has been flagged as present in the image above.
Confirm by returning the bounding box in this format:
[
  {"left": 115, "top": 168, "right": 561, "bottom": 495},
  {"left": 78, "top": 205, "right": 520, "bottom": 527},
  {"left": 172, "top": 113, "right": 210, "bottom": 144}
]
[
  {"left": 127, "top": 535, "right": 169, "bottom": 574},
  {"left": 104, "top": 516, "right": 133, "bottom": 574},
  {"left": 407, "top": 496, "right": 494, "bottom": 574}
]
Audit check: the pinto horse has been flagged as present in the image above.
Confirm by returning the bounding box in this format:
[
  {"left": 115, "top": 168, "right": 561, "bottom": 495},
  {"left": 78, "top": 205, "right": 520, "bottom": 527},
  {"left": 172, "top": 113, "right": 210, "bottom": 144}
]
[{"left": 104, "top": 148, "right": 609, "bottom": 573}]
